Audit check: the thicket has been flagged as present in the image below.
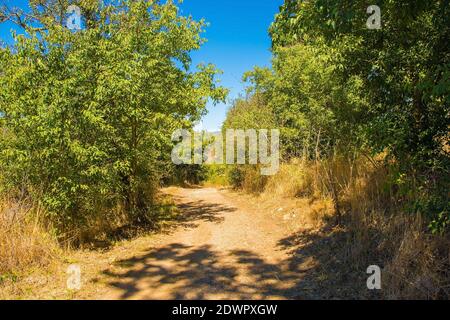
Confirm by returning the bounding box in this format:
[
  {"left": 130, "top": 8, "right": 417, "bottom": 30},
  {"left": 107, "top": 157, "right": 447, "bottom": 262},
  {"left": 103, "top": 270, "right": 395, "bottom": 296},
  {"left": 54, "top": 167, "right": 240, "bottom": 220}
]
[
  {"left": 0, "top": 0, "right": 226, "bottom": 241},
  {"left": 223, "top": 0, "right": 449, "bottom": 234}
]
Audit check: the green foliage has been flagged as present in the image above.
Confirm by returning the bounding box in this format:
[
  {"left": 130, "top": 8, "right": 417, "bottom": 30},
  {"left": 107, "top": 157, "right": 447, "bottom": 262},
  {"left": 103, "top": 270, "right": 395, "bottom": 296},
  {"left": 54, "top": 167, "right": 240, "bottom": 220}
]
[
  {"left": 205, "top": 164, "right": 228, "bottom": 186},
  {"left": 167, "top": 164, "right": 208, "bottom": 185},
  {"left": 245, "top": 40, "right": 369, "bottom": 159},
  {"left": 270, "top": 0, "right": 449, "bottom": 166},
  {"left": 223, "top": 93, "right": 276, "bottom": 130},
  {"left": 245, "top": 0, "right": 449, "bottom": 231},
  {"left": 221, "top": 94, "right": 276, "bottom": 189},
  {"left": 0, "top": 0, "right": 226, "bottom": 234}
]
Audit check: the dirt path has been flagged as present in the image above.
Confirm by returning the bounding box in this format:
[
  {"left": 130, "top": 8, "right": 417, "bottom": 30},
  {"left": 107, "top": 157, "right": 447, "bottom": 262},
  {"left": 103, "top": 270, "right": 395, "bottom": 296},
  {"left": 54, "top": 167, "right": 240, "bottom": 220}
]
[
  {"left": 2, "top": 186, "right": 368, "bottom": 299},
  {"left": 97, "top": 187, "right": 319, "bottom": 299}
]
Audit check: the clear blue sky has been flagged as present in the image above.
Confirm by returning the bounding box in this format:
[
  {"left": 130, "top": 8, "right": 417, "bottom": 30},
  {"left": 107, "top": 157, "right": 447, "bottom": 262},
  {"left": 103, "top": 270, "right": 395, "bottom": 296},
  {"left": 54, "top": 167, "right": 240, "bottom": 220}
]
[
  {"left": 179, "top": 0, "right": 283, "bottom": 131},
  {"left": 0, "top": 0, "right": 283, "bottom": 131}
]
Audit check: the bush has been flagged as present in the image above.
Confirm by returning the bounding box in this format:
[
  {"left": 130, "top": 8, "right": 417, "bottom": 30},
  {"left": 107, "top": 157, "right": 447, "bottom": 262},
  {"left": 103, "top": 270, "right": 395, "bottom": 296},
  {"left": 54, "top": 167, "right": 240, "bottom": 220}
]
[
  {"left": 262, "top": 156, "right": 450, "bottom": 298},
  {"left": 0, "top": 1, "right": 226, "bottom": 238}
]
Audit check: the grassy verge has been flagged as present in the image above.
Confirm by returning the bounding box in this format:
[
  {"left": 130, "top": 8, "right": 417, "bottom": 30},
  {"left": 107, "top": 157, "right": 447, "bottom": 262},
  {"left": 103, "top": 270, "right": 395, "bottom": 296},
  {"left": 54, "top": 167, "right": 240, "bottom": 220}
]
[{"left": 0, "top": 191, "right": 178, "bottom": 299}]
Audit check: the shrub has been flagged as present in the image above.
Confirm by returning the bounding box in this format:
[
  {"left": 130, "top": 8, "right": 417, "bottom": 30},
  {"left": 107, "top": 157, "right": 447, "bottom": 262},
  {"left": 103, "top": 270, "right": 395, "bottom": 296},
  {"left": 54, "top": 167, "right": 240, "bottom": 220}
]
[{"left": 0, "top": 1, "right": 226, "bottom": 237}]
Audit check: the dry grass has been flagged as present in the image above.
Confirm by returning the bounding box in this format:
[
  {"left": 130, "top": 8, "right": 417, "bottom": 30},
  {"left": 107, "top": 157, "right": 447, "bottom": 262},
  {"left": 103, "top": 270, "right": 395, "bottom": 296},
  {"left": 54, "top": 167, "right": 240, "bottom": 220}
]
[
  {"left": 381, "top": 216, "right": 450, "bottom": 299},
  {"left": 1, "top": 157, "right": 448, "bottom": 299},
  {"left": 260, "top": 155, "right": 450, "bottom": 299},
  {"left": 0, "top": 188, "right": 176, "bottom": 274},
  {"left": 0, "top": 190, "right": 179, "bottom": 299},
  {"left": 265, "top": 159, "right": 314, "bottom": 198},
  {"left": 0, "top": 198, "right": 60, "bottom": 279}
]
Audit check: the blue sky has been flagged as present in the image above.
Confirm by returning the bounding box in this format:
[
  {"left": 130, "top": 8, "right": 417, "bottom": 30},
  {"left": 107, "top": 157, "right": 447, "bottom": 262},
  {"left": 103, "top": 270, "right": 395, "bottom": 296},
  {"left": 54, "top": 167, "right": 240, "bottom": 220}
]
[
  {"left": 179, "top": 0, "right": 283, "bottom": 131},
  {"left": 0, "top": 0, "right": 283, "bottom": 131}
]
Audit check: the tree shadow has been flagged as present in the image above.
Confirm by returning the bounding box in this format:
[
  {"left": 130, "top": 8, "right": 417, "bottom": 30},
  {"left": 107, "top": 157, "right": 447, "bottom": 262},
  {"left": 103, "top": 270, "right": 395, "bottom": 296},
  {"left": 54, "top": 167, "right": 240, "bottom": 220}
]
[
  {"left": 159, "top": 195, "right": 235, "bottom": 231},
  {"left": 103, "top": 243, "right": 241, "bottom": 299},
  {"left": 99, "top": 237, "right": 347, "bottom": 299},
  {"left": 98, "top": 199, "right": 383, "bottom": 299},
  {"left": 102, "top": 242, "right": 296, "bottom": 299},
  {"left": 99, "top": 221, "right": 371, "bottom": 299},
  {"left": 91, "top": 193, "right": 236, "bottom": 250},
  {"left": 276, "top": 222, "right": 385, "bottom": 299},
  {"left": 175, "top": 200, "right": 231, "bottom": 225}
]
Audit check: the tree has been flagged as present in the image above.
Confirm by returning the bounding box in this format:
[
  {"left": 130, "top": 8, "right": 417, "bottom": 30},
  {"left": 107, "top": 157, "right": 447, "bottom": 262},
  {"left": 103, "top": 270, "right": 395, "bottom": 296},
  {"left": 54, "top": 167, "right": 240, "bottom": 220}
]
[
  {"left": 0, "top": 0, "right": 227, "bottom": 234},
  {"left": 268, "top": 0, "right": 449, "bottom": 232}
]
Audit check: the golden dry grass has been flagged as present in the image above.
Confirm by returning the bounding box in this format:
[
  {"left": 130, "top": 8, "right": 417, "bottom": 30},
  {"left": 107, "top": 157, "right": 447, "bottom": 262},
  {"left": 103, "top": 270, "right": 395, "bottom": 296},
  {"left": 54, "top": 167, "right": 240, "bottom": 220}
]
[
  {"left": 1, "top": 157, "right": 448, "bottom": 299},
  {"left": 0, "top": 198, "right": 59, "bottom": 277},
  {"left": 260, "top": 155, "right": 450, "bottom": 299}
]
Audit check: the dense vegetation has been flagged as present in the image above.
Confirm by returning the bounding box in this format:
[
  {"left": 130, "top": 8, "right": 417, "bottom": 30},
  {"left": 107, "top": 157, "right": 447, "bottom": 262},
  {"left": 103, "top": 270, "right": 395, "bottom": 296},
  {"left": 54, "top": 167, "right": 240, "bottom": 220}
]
[
  {"left": 0, "top": 0, "right": 226, "bottom": 240},
  {"left": 216, "top": 0, "right": 450, "bottom": 298},
  {"left": 224, "top": 0, "right": 449, "bottom": 234},
  {"left": 0, "top": 0, "right": 448, "bottom": 299}
]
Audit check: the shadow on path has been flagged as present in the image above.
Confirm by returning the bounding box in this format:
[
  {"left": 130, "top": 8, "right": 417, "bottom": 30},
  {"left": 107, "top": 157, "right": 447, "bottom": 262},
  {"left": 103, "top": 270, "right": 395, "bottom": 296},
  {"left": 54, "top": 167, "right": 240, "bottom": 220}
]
[
  {"left": 103, "top": 243, "right": 304, "bottom": 299},
  {"left": 100, "top": 192, "right": 376, "bottom": 299}
]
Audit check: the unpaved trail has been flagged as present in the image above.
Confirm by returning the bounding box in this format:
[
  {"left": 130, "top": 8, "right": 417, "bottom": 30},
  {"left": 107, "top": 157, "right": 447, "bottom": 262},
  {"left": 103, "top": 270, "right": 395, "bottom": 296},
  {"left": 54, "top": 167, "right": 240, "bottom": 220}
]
[{"left": 98, "top": 187, "right": 319, "bottom": 299}]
